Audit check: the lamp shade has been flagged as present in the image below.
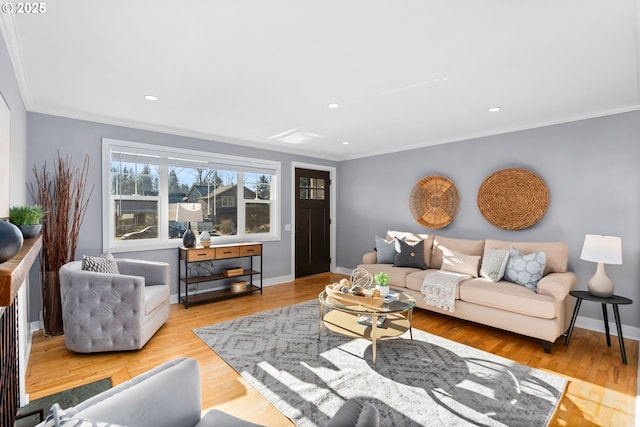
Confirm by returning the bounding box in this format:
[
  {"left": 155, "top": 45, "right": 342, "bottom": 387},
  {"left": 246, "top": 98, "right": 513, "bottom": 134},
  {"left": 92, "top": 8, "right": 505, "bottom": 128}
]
[
  {"left": 580, "top": 234, "right": 622, "bottom": 265},
  {"left": 175, "top": 203, "right": 203, "bottom": 223}
]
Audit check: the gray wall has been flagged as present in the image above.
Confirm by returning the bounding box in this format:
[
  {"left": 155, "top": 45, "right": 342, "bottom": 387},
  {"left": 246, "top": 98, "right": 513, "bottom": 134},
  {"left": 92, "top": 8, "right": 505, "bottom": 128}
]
[
  {"left": 26, "top": 112, "right": 337, "bottom": 320},
  {"left": 336, "top": 111, "right": 640, "bottom": 330}
]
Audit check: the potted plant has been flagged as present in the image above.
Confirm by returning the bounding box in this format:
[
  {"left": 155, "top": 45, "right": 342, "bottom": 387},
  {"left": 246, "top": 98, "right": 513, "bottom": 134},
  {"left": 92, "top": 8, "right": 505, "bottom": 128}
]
[
  {"left": 374, "top": 272, "right": 390, "bottom": 296},
  {"left": 9, "top": 204, "right": 45, "bottom": 238}
]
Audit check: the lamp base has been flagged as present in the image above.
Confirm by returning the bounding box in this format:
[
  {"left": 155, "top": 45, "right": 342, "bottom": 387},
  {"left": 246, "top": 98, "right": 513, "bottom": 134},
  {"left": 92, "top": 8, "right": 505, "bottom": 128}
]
[
  {"left": 182, "top": 228, "right": 196, "bottom": 248},
  {"left": 587, "top": 262, "right": 614, "bottom": 298}
]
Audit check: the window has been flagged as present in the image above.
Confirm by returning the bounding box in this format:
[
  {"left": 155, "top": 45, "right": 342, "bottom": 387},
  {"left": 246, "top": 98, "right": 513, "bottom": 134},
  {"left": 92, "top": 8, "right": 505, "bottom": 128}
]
[{"left": 103, "top": 138, "right": 280, "bottom": 252}]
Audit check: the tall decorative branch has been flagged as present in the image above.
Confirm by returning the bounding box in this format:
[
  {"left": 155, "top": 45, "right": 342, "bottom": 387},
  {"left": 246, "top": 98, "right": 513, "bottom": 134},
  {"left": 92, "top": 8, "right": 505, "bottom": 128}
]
[{"left": 28, "top": 152, "right": 93, "bottom": 336}]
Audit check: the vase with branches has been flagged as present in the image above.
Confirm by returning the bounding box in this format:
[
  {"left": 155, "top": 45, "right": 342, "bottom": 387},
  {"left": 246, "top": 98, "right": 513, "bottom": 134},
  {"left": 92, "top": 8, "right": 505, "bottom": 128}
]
[{"left": 29, "top": 152, "right": 93, "bottom": 336}]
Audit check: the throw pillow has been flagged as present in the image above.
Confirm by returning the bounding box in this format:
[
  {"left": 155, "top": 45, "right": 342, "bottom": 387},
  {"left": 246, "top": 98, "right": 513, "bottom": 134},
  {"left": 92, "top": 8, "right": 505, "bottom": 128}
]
[
  {"left": 394, "top": 239, "right": 426, "bottom": 269},
  {"left": 504, "top": 247, "right": 547, "bottom": 291},
  {"left": 82, "top": 252, "right": 119, "bottom": 274},
  {"left": 375, "top": 236, "right": 398, "bottom": 264},
  {"left": 480, "top": 248, "right": 510, "bottom": 282},
  {"left": 43, "top": 403, "right": 126, "bottom": 427},
  {"left": 440, "top": 249, "right": 481, "bottom": 277}
]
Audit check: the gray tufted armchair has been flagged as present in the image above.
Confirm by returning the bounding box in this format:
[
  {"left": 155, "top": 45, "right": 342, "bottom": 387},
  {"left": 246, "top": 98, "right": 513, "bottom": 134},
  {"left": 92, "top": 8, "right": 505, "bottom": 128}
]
[{"left": 59, "top": 258, "right": 170, "bottom": 353}]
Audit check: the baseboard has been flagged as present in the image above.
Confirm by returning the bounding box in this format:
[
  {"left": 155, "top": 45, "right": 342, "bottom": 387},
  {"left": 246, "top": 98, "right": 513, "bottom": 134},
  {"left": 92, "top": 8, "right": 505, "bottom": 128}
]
[
  {"left": 335, "top": 267, "right": 352, "bottom": 275},
  {"left": 575, "top": 315, "right": 640, "bottom": 342}
]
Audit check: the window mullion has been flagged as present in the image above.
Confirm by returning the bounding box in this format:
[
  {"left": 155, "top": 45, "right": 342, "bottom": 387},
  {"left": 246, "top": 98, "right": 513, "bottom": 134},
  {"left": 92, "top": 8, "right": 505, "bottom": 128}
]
[{"left": 158, "top": 164, "right": 169, "bottom": 241}]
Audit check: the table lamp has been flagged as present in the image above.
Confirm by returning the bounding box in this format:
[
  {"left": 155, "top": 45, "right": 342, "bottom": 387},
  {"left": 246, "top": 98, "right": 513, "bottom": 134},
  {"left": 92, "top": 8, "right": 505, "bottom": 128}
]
[
  {"left": 580, "top": 234, "right": 622, "bottom": 297},
  {"left": 176, "top": 203, "right": 203, "bottom": 248}
]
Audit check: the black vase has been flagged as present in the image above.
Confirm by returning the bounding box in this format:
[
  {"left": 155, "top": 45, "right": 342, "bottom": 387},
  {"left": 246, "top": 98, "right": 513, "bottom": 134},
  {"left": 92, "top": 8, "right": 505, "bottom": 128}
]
[{"left": 0, "top": 220, "right": 24, "bottom": 263}]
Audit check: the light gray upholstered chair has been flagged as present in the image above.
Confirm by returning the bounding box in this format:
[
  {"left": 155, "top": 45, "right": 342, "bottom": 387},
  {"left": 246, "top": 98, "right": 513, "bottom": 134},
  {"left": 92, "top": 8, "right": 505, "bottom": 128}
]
[
  {"left": 36, "top": 357, "right": 379, "bottom": 427},
  {"left": 59, "top": 258, "right": 170, "bottom": 353}
]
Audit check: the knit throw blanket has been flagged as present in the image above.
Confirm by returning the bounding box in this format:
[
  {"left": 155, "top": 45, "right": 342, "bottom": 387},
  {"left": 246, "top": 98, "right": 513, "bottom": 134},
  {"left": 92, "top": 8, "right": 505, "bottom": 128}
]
[{"left": 421, "top": 270, "right": 470, "bottom": 312}]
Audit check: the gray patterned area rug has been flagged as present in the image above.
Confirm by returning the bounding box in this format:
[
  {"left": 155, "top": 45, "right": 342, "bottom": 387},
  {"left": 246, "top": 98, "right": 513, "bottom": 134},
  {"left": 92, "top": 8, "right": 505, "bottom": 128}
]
[{"left": 194, "top": 300, "right": 567, "bottom": 427}]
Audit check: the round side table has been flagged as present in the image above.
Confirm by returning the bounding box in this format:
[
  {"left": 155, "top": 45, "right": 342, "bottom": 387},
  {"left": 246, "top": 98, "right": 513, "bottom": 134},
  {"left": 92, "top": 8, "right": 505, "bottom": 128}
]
[{"left": 564, "top": 290, "right": 633, "bottom": 364}]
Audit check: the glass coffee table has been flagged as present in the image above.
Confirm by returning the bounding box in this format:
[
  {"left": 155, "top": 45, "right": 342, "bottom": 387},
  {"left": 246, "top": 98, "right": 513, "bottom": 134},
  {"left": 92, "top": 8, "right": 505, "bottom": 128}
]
[{"left": 318, "top": 288, "right": 416, "bottom": 365}]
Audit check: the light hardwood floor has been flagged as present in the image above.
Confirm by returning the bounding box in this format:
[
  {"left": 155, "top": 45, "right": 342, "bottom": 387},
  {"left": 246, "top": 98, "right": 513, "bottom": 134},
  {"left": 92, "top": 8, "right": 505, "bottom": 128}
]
[{"left": 26, "top": 273, "right": 638, "bottom": 426}]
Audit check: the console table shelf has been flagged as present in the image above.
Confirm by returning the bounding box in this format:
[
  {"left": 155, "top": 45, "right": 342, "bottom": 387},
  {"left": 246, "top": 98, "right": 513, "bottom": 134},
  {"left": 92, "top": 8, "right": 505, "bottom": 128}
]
[{"left": 178, "top": 243, "right": 262, "bottom": 308}]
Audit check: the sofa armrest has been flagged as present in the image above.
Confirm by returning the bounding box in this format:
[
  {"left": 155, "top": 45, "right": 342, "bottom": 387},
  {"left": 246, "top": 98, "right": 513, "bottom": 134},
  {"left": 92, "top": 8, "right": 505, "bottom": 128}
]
[
  {"left": 66, "top": 358, "right": 202, "bottom": 427},
  {"left": 117, "top": 259, "right": 170, "bottom": 286},
  {"left": 362, "top": 251, "right": 377, "bottom": 264},
  {"left": 537, "top": 272, "right": 578, "bottom": 300}
]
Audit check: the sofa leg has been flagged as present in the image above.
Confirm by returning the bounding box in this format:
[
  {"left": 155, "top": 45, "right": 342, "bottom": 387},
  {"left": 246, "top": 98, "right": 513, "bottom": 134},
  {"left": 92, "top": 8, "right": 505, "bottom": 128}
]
[{"left": 541, "top": 340, "right": 552, "bottom": 354}]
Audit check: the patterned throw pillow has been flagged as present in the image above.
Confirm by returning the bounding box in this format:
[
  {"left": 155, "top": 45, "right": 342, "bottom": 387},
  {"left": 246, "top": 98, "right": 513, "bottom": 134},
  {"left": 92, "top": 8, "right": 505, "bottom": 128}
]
[
  {"left": 82, "top": 252, "right": 119, "bottom": 274},
  {"left": 504, "top": 247, "right": 546, "bottom": 291},
  {"left": 480, "top": 248, "right": 510, "bottom": 282},
  {"left": 393, "top": 239, "right": 426, "bottom": 269},
  {"left": 43, "top": 403, "right": 126, "bottom": 427},
  {"left": 375, "top": 236, "right": 398, "bottom": 264},
  {"left": 440, "top": 249, "right": 481, "bottom": 277}
]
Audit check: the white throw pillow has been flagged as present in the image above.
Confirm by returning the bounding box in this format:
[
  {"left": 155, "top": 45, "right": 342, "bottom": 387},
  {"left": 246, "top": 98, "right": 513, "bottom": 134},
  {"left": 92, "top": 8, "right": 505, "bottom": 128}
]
[
  {"left": 480, "top": 248, "right": 510, "bottom": 282},
  {"left": 440, "top": 249, "right": 480, "bottom": 277},
  {"left": 43, "top": 403, "right": 126, "bottom": 427}
]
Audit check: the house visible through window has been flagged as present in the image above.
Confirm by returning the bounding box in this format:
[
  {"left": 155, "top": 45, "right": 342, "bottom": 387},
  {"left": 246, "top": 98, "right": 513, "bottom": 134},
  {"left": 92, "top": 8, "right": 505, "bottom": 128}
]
[{"left": 103, "top": 138, "right": 280, "bottom": 251}]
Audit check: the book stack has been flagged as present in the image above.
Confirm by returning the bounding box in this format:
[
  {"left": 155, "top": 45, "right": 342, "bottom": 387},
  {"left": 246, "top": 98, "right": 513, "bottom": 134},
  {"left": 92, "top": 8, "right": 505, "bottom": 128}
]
[
  {"left": 357, "top": 315, "right": 386, "bottom": 328},
  {"left": 230, "top": 281, "right": 247, "bottom": 293}
]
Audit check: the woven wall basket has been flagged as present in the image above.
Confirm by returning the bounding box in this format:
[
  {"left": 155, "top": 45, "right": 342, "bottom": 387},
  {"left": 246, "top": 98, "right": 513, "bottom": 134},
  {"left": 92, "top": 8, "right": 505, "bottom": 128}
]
[
  {"left": 409, "top": 175, "right": 459, "bottom": 229},
  {"left": 477, "top": 168, "right": 549, "bottom": 230}
]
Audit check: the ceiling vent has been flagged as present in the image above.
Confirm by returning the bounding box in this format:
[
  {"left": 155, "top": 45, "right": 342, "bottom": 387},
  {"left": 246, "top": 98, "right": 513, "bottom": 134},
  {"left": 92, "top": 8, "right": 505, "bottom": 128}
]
[{"left": 268, "top": 129, "right": 325, "bottom": 144}]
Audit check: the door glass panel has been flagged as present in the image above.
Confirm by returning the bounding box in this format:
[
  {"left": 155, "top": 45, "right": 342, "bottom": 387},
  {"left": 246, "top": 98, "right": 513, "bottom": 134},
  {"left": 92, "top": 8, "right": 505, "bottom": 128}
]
[{"left": 299, "top": 178, "right": 325, "bottom": 200}]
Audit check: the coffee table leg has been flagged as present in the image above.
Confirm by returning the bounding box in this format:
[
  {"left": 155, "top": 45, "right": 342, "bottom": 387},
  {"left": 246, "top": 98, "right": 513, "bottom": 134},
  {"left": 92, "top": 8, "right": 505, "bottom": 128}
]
[
  {"left": 408, "top": 309, "right": 414, "bottom": 341},
  {"left": 371, "top": 314, "right": 378, "bottom": 365},
  {"left": 318, "top": 304, "right": 325, "bottom": 339}
]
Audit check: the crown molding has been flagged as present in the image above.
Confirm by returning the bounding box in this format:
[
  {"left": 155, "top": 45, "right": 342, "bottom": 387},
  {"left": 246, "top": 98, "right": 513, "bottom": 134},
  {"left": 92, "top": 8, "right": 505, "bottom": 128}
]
[{"left": 0, "top": 13, "right": 32, "bottom": 110}]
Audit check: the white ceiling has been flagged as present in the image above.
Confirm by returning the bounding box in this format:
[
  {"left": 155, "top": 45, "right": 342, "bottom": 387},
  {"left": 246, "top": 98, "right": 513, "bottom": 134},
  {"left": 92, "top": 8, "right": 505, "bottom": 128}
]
[{"left": 2, "top": 1, "right": 639, "bottom": 160}]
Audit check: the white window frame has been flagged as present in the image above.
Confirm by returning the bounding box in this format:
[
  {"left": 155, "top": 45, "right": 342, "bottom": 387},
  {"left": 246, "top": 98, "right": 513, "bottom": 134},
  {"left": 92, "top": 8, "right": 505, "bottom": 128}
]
[{"left": 102, "top": 138, "right": 281, "bottom": 253}]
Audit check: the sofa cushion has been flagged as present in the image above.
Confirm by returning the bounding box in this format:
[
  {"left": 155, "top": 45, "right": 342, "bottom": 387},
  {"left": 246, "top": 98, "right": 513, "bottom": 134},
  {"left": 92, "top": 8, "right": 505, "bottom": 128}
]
[
  {"left": 441, "top": 249, "right": 480, "bottom": 277},
  {"left": 479, "top": 248, "right": 510, "bottom": 282},
  {"left": 394, "top": 239, "right": 426, "bottom": 269},
  {"left": 459, "top": 279, "right": 558, "bottom": 319},
  {"left": 375, "top": 236, "right": 398, "bottom": 264},
  {"left": 82, "top": 252, "right": 120, "bottom": 274},
  {"left": 431, "top": 236, "right": 485, "bottom": 270},
  {"left": 504, "top": 247, "right": 547, "bottom": 291},
  {"left": 405, "top": 269, "right": 472, "bottom": 300},
  {"left": 484, "top": 239, "right": 568, "bottom": 274},
  {"left": 387, "top": 231, "right": 434, "bottom": 267},
  {"left": 358, "top": 264, "right": 419, "bottom": 288}
]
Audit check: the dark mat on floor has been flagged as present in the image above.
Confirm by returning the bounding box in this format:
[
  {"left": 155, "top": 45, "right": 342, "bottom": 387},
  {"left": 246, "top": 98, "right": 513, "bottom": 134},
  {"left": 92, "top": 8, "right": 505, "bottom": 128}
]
[{"left": 15, "top": 378, "right": 111, "bottom": 427}]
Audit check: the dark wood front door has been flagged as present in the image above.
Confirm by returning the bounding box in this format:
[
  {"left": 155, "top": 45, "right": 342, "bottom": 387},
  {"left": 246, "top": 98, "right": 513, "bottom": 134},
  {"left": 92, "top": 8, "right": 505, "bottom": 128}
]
[{"left": 295, "top": 168, "right": 330, "bottom": 278}]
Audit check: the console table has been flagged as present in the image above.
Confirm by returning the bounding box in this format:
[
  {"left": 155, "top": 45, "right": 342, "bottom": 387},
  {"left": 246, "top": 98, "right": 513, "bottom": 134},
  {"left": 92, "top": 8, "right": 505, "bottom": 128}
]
[
  {"left": 564, "top": 290, "right": 633, "bottom": 364},
  {"left": 178, "top": 242, "right": 262, "bottom": 308}
]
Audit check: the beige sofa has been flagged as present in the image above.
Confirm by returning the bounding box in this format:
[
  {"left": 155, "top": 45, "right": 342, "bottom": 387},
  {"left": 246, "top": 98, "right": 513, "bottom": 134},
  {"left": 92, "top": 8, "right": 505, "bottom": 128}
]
[{"left": 358, "top": 232, "right": 577, "bottom": 352}]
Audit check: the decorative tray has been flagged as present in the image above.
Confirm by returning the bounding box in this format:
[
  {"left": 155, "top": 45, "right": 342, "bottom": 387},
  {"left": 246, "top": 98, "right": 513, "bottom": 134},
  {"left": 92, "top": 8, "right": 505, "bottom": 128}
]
[{"left": 325, "top": 285, "right": 384, "bottom": 308}]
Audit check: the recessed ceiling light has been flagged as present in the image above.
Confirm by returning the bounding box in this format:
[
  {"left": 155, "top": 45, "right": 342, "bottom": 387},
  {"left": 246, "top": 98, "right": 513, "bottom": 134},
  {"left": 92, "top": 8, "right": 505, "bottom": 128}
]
[
  {"left": 327, "top": 103, "right": 340, "bottom": 109},
  {"left": 488, "top": 107, "right": 501, "bottom": 112},
  {"left": 144, "top": 95, "right": 159, "bottom": 101},
  {"left": 342, "top": 141, "right": 350, "bottom": 145}
]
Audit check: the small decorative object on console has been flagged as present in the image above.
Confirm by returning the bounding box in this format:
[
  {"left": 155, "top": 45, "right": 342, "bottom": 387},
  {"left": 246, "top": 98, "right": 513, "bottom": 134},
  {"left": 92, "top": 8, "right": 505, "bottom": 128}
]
[
  {"left": 0, "top": 220, "right": 23, "bottom": 263},
  {"left": 223, "top": 267, "right": 244, "bottom": 277},
  {"left": 199, "top": 230, "right": 211, "bottom": 248}
]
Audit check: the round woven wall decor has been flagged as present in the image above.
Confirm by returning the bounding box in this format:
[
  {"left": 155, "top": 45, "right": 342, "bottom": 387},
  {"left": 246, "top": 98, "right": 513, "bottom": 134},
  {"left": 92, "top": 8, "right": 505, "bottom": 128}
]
[
  {"left": 477, "top": 168, "right": 549, "bottom": 230},
  {"left": 409, "top": 175, "right": 459, "bottom": 229}
]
